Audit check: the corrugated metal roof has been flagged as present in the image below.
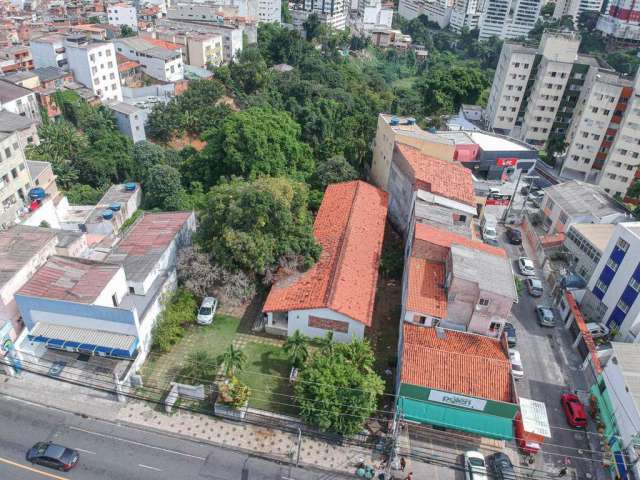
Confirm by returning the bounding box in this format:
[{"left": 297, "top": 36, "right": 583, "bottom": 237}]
[{"left": 31, "top": 322, "right": 136, "bottom": 350}]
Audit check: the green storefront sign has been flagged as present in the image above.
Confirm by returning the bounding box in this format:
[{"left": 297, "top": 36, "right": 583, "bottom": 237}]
[{"left": 398, "top": 383, "right": 518, "bottom": 440}]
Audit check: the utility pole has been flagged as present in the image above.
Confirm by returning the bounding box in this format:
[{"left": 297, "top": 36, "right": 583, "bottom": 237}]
[
  {"left": 295, "top": 427, "right": 302, "bottom": 467},
  {"left": 385, "top": 408, "right": 402, "bottom": 477},
  {"left": 502, "top": 168, "right": 523, "bottom": 223}
]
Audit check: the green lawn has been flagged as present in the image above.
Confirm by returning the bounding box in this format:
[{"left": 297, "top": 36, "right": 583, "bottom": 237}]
[{"left": 238, "top": 343, "right": 297, "bottom": 415}]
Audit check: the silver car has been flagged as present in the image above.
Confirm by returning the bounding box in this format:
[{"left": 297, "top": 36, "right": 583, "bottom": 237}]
[
  {"left": 518, "top": 257, "right": 536, "bottom": 276},
  {"left": 197, "top": 297, "right": 218, "bottom": 325},
  {"left": 535, "top": 306, "right": 556, "bottom": 327}
]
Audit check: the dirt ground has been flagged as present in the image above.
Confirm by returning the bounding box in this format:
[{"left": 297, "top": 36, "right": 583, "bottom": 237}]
[{"left": 167, "top": 134, "right": 207, "bottom": 151}]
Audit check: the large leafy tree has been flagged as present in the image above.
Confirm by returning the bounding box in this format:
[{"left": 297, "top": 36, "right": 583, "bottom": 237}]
[
  {"left": 143, "top": 164, "right": 184, "bottom": 211},
  {"left": 198, "top": 177, "right": 320, "bottom": 275},
  {"left": 189, "top": 107, "right": 314, "bottom": 187},
  {"left": 418, "top": 65, "right": 489, "bottom": 114},
  {"left": 283, "top": 330, "right": 309, "bottom": 368},
  {"left": 295, "top": 338, "right": 384, "bottom": 435}
]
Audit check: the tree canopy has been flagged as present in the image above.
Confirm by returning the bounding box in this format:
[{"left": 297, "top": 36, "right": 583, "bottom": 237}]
[
  {"left": 295, "top": 338, "right": 384, "bottom": 435},
  {"left": 197, "top": 176, "right": 321, "bottom": 276}
]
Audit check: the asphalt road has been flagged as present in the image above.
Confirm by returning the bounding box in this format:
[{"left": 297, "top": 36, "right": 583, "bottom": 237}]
[
  {"left": 0, "top": 394, "right": 348, "bottom": 480},
  {"left": 498, "top": 224, "right": 605, "bottom": 479}
]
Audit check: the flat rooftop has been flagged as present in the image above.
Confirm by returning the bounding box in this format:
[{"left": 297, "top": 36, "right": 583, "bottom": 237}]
[
  {"left": 380, "top": 113, "right": 453, "bottom": 146},
  {"left": 0, "top": 226, "right": 57, "bottom": 285},
  {"left": 570, "top": 223, "right": 616, "bottom": 252},
  {"left": 451, "top": 244, "right": 517, "bottom": 301},
  {"left": 609, "top": 342, "right": 640, "bottom": 413},
  {"left": 18, "top": 256, "right": 121, "bottom": 304},
  {"left": 437, "top": 130, "right": 533, "bottom": 152},
  {"left": 545, "top": 180, "right": 626, "bottom": 219}
]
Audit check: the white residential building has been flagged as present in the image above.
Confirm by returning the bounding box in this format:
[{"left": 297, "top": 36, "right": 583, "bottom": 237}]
[
  {"left": 0, "top": 80, "right": 40, "bottom": 124},
  {"left": 255, "top": 0, "right": 281, "bottom": 22},
  {"left": 479, "top": 0, "right": 543, "bottom": 40},
  {"left": 597, "top": 0, "right": 640, "bottom": 42},
  {"left": 553, "top": 0, "right": 604, "bottom": 22},
  {"left": 397, "top": 0, "right": 452, "bottom": 27},
  {"left": 30, "top": 35, "right": 68, "bottom": 70},
  {"left": 290, "top": 0, "right": 348, "bottom": 30},
  {"left": 107, "top": 2, "right": 139, "bottom": 31},
  {"left": 0, "top": 132, "right": 33, "bottom": 229},
  {"left": 585, "top": 223, "right": 640, "bottom": 342},
  {"left": 114, "top": 36, "right": 184, "bottom": 82},
  {"left": 186, "top": 34, "right": 224, "bottom": 68},
  {"left": 449, "top": 0, "right": 483, "bottom": 32}
]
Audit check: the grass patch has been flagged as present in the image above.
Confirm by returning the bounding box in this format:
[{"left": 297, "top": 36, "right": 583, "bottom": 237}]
[
  {"left": 238, "top": 342, "right": 297, "bottom": 415},
  {"left": 392, "top": 76, "right": 417, "bottom": 89}
]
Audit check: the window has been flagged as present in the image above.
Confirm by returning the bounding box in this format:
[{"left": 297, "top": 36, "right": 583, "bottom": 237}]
[
  {"left": 596, "top": 279, "right": 608, "bottom": 293},
  {"left": 559, "top": 212, "right": 568, "bottom": 224},
  {"left": 11, "top": 168, "right": 17, "bottom": 179},
  {"left": 617, "top": 299, "right": 630, "bottom": 314},
  {"left": 616, "top": 238, "right": 630, "bottom": 252},
  {"left": 546, "top": 198, "right": 555, "bottom": 210},
  {"left": 4, "top": 147, "right": 10, "bottom": 158},
  {"left": 111, "top": 294, "right": 118, "bottom": 307},
  {"left": 606, "top": 258, "right": 619, "bottom": 271},
  {"left": 129, "top": 286, "right": 135, "bottom": 294},
  {"left": 478, "top": 298, "right": 490, "bottom": 306},
  {"left": 630, "top": 278, "right": 640, "bottom": 293}
]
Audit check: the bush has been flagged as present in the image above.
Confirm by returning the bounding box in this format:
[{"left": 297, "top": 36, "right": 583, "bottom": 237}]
[
  {"left": 217, "top": 376, "right": 250, "bottom": 408},
  {"left": 151, "top": 289, "right": 197, "bottom": 352}
]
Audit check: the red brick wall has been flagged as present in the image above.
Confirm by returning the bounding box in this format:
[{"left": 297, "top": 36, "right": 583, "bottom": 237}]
[{"left": 308, "top": 315, "right": 349, "bottom": 333}]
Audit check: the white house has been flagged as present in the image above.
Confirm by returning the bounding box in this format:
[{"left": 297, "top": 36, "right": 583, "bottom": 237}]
[
  {"left": 114, "top": 37, "right": 184, "bottom": 83},
  {"left": 0, "top": 79, "right": 41, "bottom": 124},
  {"left": 30, "top": 35, "right": 68, "bottom": 69},
  {"left": 108, "top": 2, "right": 139, "bottom": 31},
  {"left": 263, "top": 181, "right": 388, "bottom": 342}
]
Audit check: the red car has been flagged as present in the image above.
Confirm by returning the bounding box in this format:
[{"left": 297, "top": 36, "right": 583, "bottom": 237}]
[{"left": 561, "top": 393, "right": 587, "bottom": 428}]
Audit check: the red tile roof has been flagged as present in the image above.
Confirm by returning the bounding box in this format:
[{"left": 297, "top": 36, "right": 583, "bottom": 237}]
[
  {"left": 262, "top": 181, "right": 388, "bottom": 327},
  {"left": 116, "top": 53, "right": 140, "bottom": 71},
  {"left": 414, "top": 223, "right": 507, "bottom": 258},
  {"left": 145, "top": 37, "right": 181, "bottom": 50},
  {"left": 565, "top": 291, "right": 602, "bottom": 374},
  {"left": 18, "top": 256, "right": 121, "bottom": 304},
  {"left": 401, "top": 323, "right": 514, "bottom": 403},
  {"left": 396, "top": 143, "right": 475, "bottom": 206},
  {"left": 406, "top": 257, "right": 447, "bottom": 318}
]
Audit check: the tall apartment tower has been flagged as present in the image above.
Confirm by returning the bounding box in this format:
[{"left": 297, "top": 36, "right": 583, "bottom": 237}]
[
  {"left": 559, "top": 69, "right": 635, "bottom": 198},
  {"left": 597, "top": 0, "right": 640, "bottom": 42},
  {"left": 478, "top": 0, "right": 543, "bottom": 40},
  {"left": 449, "top": 0, "right": 484, "bottom": 32},
  {"left": 291, "top": 0, "right": 348, "bottom": 30},
  {"left": 553, "top": 0, "right": 604, "bottom": 23},
  {"left": 398, "top": 0, "right": 453, "bottom": 27}
]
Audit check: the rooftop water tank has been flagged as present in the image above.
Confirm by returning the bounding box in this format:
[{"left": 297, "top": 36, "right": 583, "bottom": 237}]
[
  {"left": 29, "top": 187, "right": 46, "bottom": 200},
  {"left": 390, "top": 116, "right": 400, "bottom": 126},
  {"left": 109, "top": 202, "right": 121, "bottom": 212},
  {"left": 124, "top": 182, "right": 136, "bottom": 191},
  {"left": 406, "top": 117, "right": 416, "bottom": 125},
  {"left": 102, "top": 210, "right": 114, "bottom": 220}
]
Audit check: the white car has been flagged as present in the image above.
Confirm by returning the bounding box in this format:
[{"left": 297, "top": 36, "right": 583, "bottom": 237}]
[
  {"left": 518, "top": 257, "right": 536, "bottom": 276},
  {"left": 196, "top": 297, "right": 218, "bottom": 325},
  {"left": 586, "top": 322, "right": 610, "bottom": 339},
  {"left": 464, "top": 450, "right": 488, "bottom": 480},
  {"left": 509, "top": 349, "right": 524, "bottom": 380}
]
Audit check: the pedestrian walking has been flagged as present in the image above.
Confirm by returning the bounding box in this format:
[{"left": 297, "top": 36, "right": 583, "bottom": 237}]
[{"left": 400, "top": 457, "right": 406, "bottom": 471}]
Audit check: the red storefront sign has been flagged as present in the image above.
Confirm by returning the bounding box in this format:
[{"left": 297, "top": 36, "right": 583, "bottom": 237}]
[{"left": 496, "top": 157, "right": 518, "bottom": 167}]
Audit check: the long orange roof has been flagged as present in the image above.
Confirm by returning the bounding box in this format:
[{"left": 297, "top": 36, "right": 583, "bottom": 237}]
[
  {"left": 415, "top": 223, "right": 507, "bottom": 257},
  {"left": 406, "top": 257, "right": 447, "bottom": 318},
  {"left": 262, "top": 181, "right": 388, "bottom": 327},
  {"left": 401, "top": 323, "right": 514, "bottom": 403}
]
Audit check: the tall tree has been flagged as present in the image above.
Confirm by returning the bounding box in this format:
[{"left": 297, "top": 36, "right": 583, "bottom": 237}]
[
  {"left": 143, "top": 164, "right": 184, "bottom": 210},
  {"left": 283, "top": 330, "right": 309, "bottom": 368},
  {"left": 220, "top": 345, "right": 247, "bottom": 377}
]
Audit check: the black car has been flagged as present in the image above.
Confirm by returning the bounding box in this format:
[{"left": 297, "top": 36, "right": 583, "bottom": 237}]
[
  {"left": 503, "top": 322, "right": 516, "bottom": 347},
  {"left": 489, "top": 452, "right": 516, "bottom": 480},
  {"left": 27, "top": 442, "right": 79, "bottom": 471},
  {"left": 506, "top": 228, "right": 522, "bottom": 245}
]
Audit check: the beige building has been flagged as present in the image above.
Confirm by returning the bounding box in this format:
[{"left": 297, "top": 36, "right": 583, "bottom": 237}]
[
  {"left": 0, "top": 131, "right": 33, "bottom": 229},
  {"left": 370, "top": 113, "right": 456, "bottom": 190},
  {"left": 186, "top": 34, "right": 224, "bottom": 68}
]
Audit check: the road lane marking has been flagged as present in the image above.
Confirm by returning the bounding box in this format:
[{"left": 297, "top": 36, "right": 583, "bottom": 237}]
[
  {"left": 0, "top": 456, "right": 68, "bottom": 479},
  {"left": 74, "top": 448, "right": 96, "bottom": 455},
  {"left": 138, "top": 464, "right": 163, "bottom": 472},
  {"left": 68, "top": 426, "right": 206, "bottom": 460}
]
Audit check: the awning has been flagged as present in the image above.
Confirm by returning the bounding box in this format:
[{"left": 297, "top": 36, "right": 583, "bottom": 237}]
[
  {"left": 27, "top": 323, "right": 138, "bottom": 359},
  {"left": 519, "top": 397, "right": 551, "bottom": 438},
  {"left": 398, "top": 397, "right": 514, "bottom": 440}
]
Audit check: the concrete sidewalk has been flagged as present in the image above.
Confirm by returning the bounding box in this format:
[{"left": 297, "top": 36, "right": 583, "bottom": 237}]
[{"left": 0, "top": 370, "right": 383, "bottom": 476}]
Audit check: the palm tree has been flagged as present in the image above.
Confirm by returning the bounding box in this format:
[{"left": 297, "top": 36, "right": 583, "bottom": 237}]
[
  {"left": 318, "top": 331, "right": 334, "bottom": 355},
  {"left": 283, "top": 330, "right": 309, "bottom": 369},
  {"left": 181, "top": 350, "right": 217, "bottom": 383},
  {"left": 220, "top": 344, "right": 246, "bottom": 377}
]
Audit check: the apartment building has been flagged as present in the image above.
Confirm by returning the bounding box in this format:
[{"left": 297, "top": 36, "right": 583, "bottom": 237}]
[
  {"left": 155, "top": 19, "right": 244, "bottom": 63},
  {"left": 107, "top": 2, "right": 139, "bottom": 31},
  {"left": 290, "top": 0, "right": 348, "bottom": 30},
  {"left": 0, "top": 79, "right": 40, "bottom": 124},
  {"left": 0, "top": 131, "right": 33, "bottom": 229},
  {"left": 597, "top": 0, "right": 640, "bottom": 42},
  {"left": 564, "top": 223, "right": 615, "bottom": 282},
  {"left": 114, "top": 37, "right": 184, "bottom": 82},
  {"left": 106, "top": 101, "right": 147, "bottom": 143},
  {"left": 186, "top": 34, "right": 224, "bottom": 68},
  {"left": 584, "top": 222, "right": 640, "bottom": 342},
  {"left": 449, "top": 0, "right": 483, "bottom": 32},
  {"left": 478, "top": 0, "right": 543, "bottom": 40},
  {"left": 398, "top": 0, "right": 452, "bottom": 27},
  {"left": 559, "top": 70, "right": 635, "bottom": 196},
  {"left": 30, "top": 35, "right": 67, "bottom": 69},
  {"left": 553, "top": 0, "right": 604, "bottom": 23}
]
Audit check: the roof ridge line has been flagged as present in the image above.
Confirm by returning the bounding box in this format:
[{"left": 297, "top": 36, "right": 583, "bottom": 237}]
[
  {"left": 404, "top": 340, "right": 508, "bottom": 363},
  {"left": 325, "top": 181, "right": 361, "bottom": 309}
]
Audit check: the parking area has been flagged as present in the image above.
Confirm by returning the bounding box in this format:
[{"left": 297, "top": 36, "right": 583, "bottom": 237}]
[{"left": 499, "top": 222, "right": 608, "bottom": 480}]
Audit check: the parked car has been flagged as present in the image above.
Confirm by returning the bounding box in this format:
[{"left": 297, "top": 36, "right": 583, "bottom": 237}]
[
  {"left": 489, "top": 452, "right": 516, "bottom": 480},
  {"left": 196, "top": 296, "right": 218, "bottom": 325},
  {"left": 561, "top": 393, "right": 587, "bottom": 428},
  {"left": 509, "top": 349, "right": 524, "bottom": 380},
  {"left": 518, "top": 257, "right": 536, "bottom": 276},
  {"left": 506, "top": 228, "right": 522, "bottom": 245},
  {"left": 503, "top": 322, "right": 517, "bottom": 347},
  {"left": 525, "top": 278, "right": 543, "bottom": 297},
  {"left": 529, "top": 191, "right": 545, "bottom": 208},
  {"left": 484, "top": 237, "right": 500, "bottom": 246},
  {"left": 535, "top": 306, "right": 556, "bottom": 327},
  {"left": 26, "top": 442, "right": 79, "bottom": 471},
  {"left": 586, "top": 322, "right": 610, "bottom": 339},
  {"left": 464, "top": 450, "right": 488, "bottom": 480}
]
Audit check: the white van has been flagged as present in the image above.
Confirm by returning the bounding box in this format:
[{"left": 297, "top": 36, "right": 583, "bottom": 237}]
[
  {"left": 481, "top": 213, "right": 498, "bottom": 243},
  {"left": 197, "top": 297, "right": 218, "bottom": 325}
]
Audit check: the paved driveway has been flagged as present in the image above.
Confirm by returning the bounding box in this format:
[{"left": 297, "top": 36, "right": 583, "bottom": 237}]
[{"left": 499, "top": 224, "right": 607, "bottom": 480}]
